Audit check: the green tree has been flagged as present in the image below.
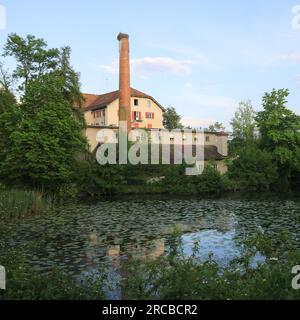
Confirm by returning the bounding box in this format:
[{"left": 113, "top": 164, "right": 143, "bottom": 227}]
[
  {"left": 0, "top": 62, "right": 13, "bottom": 91},
  {"left": 231, "top": 99, "right": 256, "bottom": 143},
  {"left": 256, "top": 89, "right": 300, "bottom": 187},
  {"left": 57, "top": 46, "right": 83, "bottom": 107},
  {"left": 3, "top": 33, "right": 60, "bottom": 89},
  {"left": 0, "top": 73, "right": 87, "bottom": 190},
  {"left": 163, "top": 107, "right": 184, "bottom": 130},
  {"left": 0, "top": 34, "right": 88, "bottom": 191},
  {"left": 207, "top": 122, "right": 225, "bottom": 132},
  {"left": 0, "top": 88, "right": 20, "bottom": 171},
  {"left": 228, "top": 146, "right": 278, "bottom": 191}
]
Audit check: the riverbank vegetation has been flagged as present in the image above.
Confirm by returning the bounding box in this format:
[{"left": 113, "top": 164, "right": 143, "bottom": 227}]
[
  {"left": 1, "top": 231, "right": 299, "bottom": 300},
  {"left": 0, "top": 189, "right": 52, "bottom": 221}
]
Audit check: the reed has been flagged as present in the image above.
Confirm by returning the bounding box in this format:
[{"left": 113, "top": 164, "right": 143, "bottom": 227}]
[{"left": 0, "top": 189, "right": 52, "bottom": 220}]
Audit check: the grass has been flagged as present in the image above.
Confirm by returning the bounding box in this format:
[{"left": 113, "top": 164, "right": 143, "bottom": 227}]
[{"left": 0, "top": 189, "right": 52, "bottom": 220}]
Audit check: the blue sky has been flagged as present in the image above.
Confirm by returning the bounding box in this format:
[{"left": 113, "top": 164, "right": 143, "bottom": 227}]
[{"left": 1, "top": 0, "right": 300, "bottom": 129}]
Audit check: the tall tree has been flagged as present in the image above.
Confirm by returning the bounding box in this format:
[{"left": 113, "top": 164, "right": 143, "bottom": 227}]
[
  {"left": 58, "top": 46, "right": 83, "bottom": 106},
  {"left": 163, "top": 107, "right": 184, "bottom": 130},
  {"left": 0, "top": 34, "right": 87, "bottom": 190},
  {"left": 3, "top": 33, "right": 60, "bottom": 89},
  {"left": 256, "top": 89, "right": 300, "bottom": 186},
  {"left": 0, "top": 73, "right": 87, "bottom": 190},
  {"left": 231, "top": 100, "right": 256, "bottom": 143}
]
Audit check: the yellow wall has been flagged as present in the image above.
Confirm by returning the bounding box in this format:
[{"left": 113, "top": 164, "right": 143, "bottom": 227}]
[{"left": 130, "top": 97, "right": 164, "bottom": 129}]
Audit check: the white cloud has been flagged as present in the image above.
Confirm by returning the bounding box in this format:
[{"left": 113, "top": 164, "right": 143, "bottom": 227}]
[
  {"left": 281, "top": 53, "right": 300, "bottom": 62},
  {"left": 93, "top": 57, "right": 199, "bottom": 76}
]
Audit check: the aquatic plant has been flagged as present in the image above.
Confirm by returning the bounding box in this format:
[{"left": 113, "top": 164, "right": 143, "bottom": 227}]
[{"left": 0, "top": 189, "right": 52, "bottom": 220}]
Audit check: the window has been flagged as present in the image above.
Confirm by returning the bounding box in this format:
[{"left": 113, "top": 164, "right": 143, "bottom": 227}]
[
  {"left": 145, "top": 112, "right": 155, "bottom": 119},
  {"left": 147, "top": 124, "right": 153, "bottom": 129},
  {"left": 134, "top": 99, "right": 139, "bottom": 106},
  {"left": 134, "top": 123, "right": 139, "bottom": 128},
  {"left": 147, "top": 100, "right": 151, "bottom": 108},
  {"left": 205, "top": 136, "right": 210, "bottom": 142},
  {"left": 132, "top": 111, "right": 141, "bottom": 121}
]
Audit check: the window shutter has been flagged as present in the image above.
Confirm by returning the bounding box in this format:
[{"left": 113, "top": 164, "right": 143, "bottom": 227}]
[
  {"left": 152, "top": 113, "right": 155, "bottom": 119},
  {"left": 139, "top": 112, "right": 142, "bottom": 120},
  {"left": 132, "top": 111, "right": 135, "bottom": 120}
]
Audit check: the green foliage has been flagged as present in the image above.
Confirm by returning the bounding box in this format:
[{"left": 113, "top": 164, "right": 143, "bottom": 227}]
[
  {"left": 228, "top": 89, "right": 300, "bottom": 192},
  {"left": 76, "top": 159, "right": 125, "bottom": 196},
  {"left": 0, "top": 88, "right": 16, "bottom": 113},
  {"left": 163, "top": 107, "right": 184, "bottom": 130},
  {"left": 206, "top": 122, "right": 225, "bottom": 132},
  {"left": 256, "top": 89, "right": 300, "bottom": 181},
  {"left": 160, "top": 164, "right": 226, "bottom": 195},
  {"left": 228, "top": 146, "right": 277, "bottom": 191},
  {"left": 120, "top": 231, "right": 300, "bottom": 300},
  {"left": 0, "top": 73, "right": 87, "bottom": 191},
  {"left": 0, "top": 189, "right": 51, "bottom": 220},
  {"left": 0, "top": 34, "right": 88, "bottom": 192},
  {"left": 230, "top": 99, "right": 256, "bottom": 154},
  {"left": 0, "top": 248, "right": 105, "bottom": 300},
  {"left": 3, "top": 33, "right": 60, "bottom": 89}
]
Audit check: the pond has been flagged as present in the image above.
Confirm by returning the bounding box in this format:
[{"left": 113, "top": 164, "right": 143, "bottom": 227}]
[{"left": 1, "top": 194, "right": 300, "bottom": 280}]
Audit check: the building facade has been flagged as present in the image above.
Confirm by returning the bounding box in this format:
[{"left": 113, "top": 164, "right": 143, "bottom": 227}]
[{"left": 82, "top": 88, "right": 165, "bottom": 130}]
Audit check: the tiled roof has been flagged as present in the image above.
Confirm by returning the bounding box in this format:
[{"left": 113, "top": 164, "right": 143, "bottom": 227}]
[
  {"left": 82, "top": 88, "right": 165, "bottom": 112},
  {"left": 169, "top": 145, "right": 226, "bottom": 162},
  {"left": 203, "top": 145, "right": 226, "bottom": 160}
]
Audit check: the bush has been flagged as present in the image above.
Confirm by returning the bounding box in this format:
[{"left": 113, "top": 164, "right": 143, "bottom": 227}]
[
  {"left": 120, "top": 231, "right": 300, "bottom": 300},
  {"left": 76, "top": 159, "right": 125, "bottom": 196},
  {"left": 160, "top": 164, "right": 227, "bottom": 195},
  {"left": 228, "top": 146, "right": 278, "bottom": 191},
  {"left": 0, "top": 248, "right": 106, "bottom": 300}
]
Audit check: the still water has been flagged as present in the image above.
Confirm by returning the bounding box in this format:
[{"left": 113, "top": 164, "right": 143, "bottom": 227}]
[{"left": 1, "top": 195, "right": 300, "bottom": 279}]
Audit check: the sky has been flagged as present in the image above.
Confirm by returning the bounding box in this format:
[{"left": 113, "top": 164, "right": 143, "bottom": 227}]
[{"left": 1, "top": 0, "right": 300, "bottom": 129}]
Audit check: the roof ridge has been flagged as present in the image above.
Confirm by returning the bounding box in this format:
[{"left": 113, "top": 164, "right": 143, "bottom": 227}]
[{"left": 82, "top": 88, "right": 165, "bottom": 112}]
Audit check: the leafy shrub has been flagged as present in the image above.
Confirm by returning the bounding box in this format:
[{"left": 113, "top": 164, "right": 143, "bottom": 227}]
[
  {"left": 76, "top": 159, "right": 125, "bottom": 196},
  {"left": 0, "top": 248, "right": 106, "bottom": 300},
  {"left": 228, "top": 146, "right": 278, "bottom": 191},
  {"left": 120, "top": 231, "right": 300, "bottom": 300},
  {"left": 160, "top": 164, "right": 227, "bottom": 195}
]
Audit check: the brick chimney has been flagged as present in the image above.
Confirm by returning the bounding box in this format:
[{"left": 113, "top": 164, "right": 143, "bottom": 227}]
[{"left": 117, "top": 33, "right": 131, "bottom": 133}]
